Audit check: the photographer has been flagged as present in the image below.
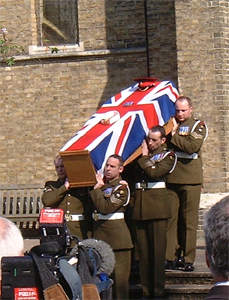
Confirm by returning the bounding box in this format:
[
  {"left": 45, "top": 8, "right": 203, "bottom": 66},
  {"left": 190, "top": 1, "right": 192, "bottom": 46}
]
[
  {"left": 42, "top": 155, "right": 92, "bottom": 240},
  {"left": 0, "top": 217, "right": 24, "bottom": 294},
  {"left": 1, "top": 209, "right": 114, "bottom": 300}
]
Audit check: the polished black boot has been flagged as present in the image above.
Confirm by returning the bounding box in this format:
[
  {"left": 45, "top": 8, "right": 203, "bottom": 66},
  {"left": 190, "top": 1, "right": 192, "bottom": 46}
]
[
  {"left": 165, "top": 260, "right": 177, "bottom": 271},
  {"left": 184, "top": 262, "right": 194, "bottom": 272},
  {"left": 175, "top": 256, "right": 185, "bottom": 270}
]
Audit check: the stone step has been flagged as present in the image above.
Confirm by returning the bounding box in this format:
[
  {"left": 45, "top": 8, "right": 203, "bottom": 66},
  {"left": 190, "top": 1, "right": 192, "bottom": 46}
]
[
  {"left": 165, "top": 283, "right": 213, "bottom": 300},
  {"left": 129, "top": 282, "right": 213, "bottom": 299},
  {"left": 165, "top": 270, "right": 213, "bottom": 285}
]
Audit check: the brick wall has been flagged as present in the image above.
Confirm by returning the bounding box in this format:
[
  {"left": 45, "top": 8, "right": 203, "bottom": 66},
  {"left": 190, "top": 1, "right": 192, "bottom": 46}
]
[
  {"left": 0, "top": 0, "right": 32, "bottom": 50},
  {"left": 175, "top": 0, "right": 229, "bottom": 192},
  {"left": 0, "top": 0, "right": 147, "bottom": 186}
]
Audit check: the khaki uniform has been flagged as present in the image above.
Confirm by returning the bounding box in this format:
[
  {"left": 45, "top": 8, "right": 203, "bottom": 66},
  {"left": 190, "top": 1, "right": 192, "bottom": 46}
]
[
  {"left": 132, "top": 145, "right": 176, "bottom": 297},
  {"left": 166, "top": 116, "right": 207, "bottom": 263},
  {"left": 90, "top": 177, "right": 133, "bottom": 300},
  {"left": 42, "top": 179, "right": 92, "bottom": 240}
]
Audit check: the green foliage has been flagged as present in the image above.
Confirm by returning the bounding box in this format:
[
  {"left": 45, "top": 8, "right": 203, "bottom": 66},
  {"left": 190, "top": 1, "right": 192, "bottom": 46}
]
[
  {"left": 5, "top": 57, "right": 16, "bottom": 66},
  {"left": 0, "top": 27, "right": 24, "bottom": 66},
  {"left": 0, "top": 28, "right": 60, "bottom": 66},
  {"left": 50, "top": 47, "right": 59, "bottom": 54}
]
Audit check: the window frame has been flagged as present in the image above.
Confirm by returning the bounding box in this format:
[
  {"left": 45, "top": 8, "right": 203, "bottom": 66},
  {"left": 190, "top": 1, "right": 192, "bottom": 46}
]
[{"left": 29, "top": 0, "right": 83, "bottom": 55}]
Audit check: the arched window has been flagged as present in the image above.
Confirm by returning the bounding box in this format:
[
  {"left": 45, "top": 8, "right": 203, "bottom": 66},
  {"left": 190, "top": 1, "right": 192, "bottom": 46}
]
[{"left": 36, "top": 0, "right": 78, "bottom": 46}]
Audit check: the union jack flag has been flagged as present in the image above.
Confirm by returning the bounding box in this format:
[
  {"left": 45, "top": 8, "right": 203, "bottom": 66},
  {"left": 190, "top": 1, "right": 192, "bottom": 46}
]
[{"left": 60, "top": 79, "right": 179, "bottom": 172}]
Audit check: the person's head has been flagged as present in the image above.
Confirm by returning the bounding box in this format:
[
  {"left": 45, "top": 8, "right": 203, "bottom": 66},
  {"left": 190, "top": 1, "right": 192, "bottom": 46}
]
[
  {"left": 175, "top": 96, "right": 193, "bottom": 122},
  {"left": 146, "top": 125, "right": 166, "bottom": 152},
  {"left": 204, "top": 196, "right": 229, "bottom": 281},
  {"left": 54, "top": 155, "right": 67, "bottom": 181},
  {"left": 104, "top": 154, "right": 124, "bottom": 181},
  {"left": 0, "top": 217, "right": 24, "bottom": 279}
]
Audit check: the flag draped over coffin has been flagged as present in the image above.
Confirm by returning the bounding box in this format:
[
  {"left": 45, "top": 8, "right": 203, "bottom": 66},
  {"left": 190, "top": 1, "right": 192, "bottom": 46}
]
[{"left": 60, "top": 78, "right": 179, "bottom": 172}]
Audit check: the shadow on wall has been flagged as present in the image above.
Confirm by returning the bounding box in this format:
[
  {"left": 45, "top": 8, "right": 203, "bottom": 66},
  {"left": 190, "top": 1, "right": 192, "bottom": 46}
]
[
  {"left": 98, "top": 0, "right": 147, "bottom": 108},
  {"left": 98, "top": 0, "right": 178, "bottom": 108},
  {"left": 146, "top": 0, "right": 178, "bottom": 85}
]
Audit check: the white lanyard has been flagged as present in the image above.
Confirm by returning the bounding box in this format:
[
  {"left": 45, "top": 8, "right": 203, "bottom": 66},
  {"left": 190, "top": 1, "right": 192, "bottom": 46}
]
[{"left": 215, "top": 281, "right": 229, "bottom": 287}]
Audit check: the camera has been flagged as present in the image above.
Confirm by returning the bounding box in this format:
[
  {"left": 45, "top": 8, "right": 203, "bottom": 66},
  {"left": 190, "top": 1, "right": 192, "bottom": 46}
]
[{"left": 1, "top": 208, "right": 115, "bottom": 300}]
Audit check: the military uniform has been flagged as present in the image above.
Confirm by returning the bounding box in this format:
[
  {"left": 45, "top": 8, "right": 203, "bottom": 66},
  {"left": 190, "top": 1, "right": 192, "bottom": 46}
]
[
  {"left": 89, "top": 177, "right": 133, "bottom": 300},
  {"left": 132, "top": 145, "right": 176, "bottom": 298},
  {"left": 166, "top": 116, "right": 207, "bottom": 265},
  {"left": 42, "top": 179, "right": 92, "bottom": 240}
]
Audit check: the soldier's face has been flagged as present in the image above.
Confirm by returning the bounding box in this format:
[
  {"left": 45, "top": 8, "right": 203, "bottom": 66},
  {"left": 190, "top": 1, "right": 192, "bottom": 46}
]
[
  {"left": 104, "top": 157, "right": 123, "bottom": 181},
  {"left": 55, "top": 158, "right": 67, "bottom": 181},
  {"left": 175, "top": 99, "right": 192, "bottom": 122},
  {"left": 147, "top": 131, "right": 166, "bottom": 152}
]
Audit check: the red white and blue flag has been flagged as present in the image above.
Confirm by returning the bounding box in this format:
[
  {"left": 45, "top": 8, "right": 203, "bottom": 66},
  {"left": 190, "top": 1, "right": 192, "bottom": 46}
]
[{"left": 60, "top": 79, "right": 179, "bottom": 172}]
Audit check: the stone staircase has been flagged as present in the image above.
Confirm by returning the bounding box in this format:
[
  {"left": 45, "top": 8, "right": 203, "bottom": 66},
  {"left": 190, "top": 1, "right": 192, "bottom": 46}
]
[
  {"left": 165, "top": 266, "right": 213, "bottom": 299},
  {"left": 129, "top": 250, "right": 214, "bottom": 299},
  {"left": 162, "top": 194, "right": 225, "bottom": 299},
  {"left": 129, "top": 221, "right": 215, "bottom": 299}
]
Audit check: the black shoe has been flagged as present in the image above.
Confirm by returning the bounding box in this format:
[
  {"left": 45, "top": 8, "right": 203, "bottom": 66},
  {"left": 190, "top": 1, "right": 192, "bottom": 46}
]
[
  {"left": 165, "top": 260, "right": 177, "bottom": 271},
  {"left": 184, "top": 262, "right": 194, "bottom": 272},
  {"left": 175, "top": 256, "right": 185, "bottom": 270}
]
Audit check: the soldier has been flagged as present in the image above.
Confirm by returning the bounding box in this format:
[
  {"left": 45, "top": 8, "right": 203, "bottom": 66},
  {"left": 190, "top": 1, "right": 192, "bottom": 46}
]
[
  {"left": 165, "top": 96, "right": 208, "bottom": 272},
  {"left": 89, "top": 154, "right": 133, "bottom": 300},
  {"left": 42, "top": 155, "right": 92, "bottom": 240},
  {"left": 131, "top": 125, "right": 176, "bottom": 299}
]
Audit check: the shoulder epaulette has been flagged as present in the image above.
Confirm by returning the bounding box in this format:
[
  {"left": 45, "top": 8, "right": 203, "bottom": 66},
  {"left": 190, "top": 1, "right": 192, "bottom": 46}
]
[
  {"left": 168, "top": 151, "right": 175, "bottom": 157},
  {"left": 199, "top": 121, "right": 205, "bottom": 126}
]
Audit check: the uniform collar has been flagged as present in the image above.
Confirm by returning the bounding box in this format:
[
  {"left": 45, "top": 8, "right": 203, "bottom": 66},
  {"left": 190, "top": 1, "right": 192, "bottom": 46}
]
[
  {"left": 104, "top": 176, "right": 122, "bottom": 186},
  {"left": 177, "top": 115, "right": 195, "bottom": 126},
  {"left": 149, "top": 144, "right": 167, "bottom": 156},
  {"left": 57, "top": 178, "right": 66, "bottom": 185}
]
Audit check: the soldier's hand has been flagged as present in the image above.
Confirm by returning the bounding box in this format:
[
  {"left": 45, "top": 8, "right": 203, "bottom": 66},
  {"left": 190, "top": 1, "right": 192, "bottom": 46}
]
[
  {"left": 94, "top": 172, "right": 104, "bottom": 189},
  {"left": 171, "top": 117, "right": 179, "bottom": 136},
  {"left": 64, "top": 178, "right": 70, "bottom": 190},
  {"left": 141, "top": 139, "right": 149, "bottom": 156}
]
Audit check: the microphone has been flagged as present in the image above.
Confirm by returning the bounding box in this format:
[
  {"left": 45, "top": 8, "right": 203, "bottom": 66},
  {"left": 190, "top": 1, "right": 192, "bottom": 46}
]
[{"left": 79, "top": 239, "right": 115, "bottom": 275}]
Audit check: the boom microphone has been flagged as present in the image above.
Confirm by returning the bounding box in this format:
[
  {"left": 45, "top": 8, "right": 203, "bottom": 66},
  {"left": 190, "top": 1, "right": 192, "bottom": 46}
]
[{"left": 79, "top": 239, "right": 115, "bottom": 275}]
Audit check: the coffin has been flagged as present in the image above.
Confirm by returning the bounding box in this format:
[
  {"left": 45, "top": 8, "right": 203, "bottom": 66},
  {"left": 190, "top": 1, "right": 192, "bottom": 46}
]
[{"left": 60, "top": 78, "right": 179, "bottom": 187}]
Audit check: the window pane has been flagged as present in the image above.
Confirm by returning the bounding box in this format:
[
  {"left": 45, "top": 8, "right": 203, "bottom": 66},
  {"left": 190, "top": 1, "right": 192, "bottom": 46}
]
[{"left": 41, "top": 0, "right": 78, "bottom": 46}]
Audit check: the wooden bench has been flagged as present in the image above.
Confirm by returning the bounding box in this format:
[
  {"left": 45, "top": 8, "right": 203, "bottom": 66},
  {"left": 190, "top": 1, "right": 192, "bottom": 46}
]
[{"left": 0, "top": 185, "right": 44, "bottom": 230}]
